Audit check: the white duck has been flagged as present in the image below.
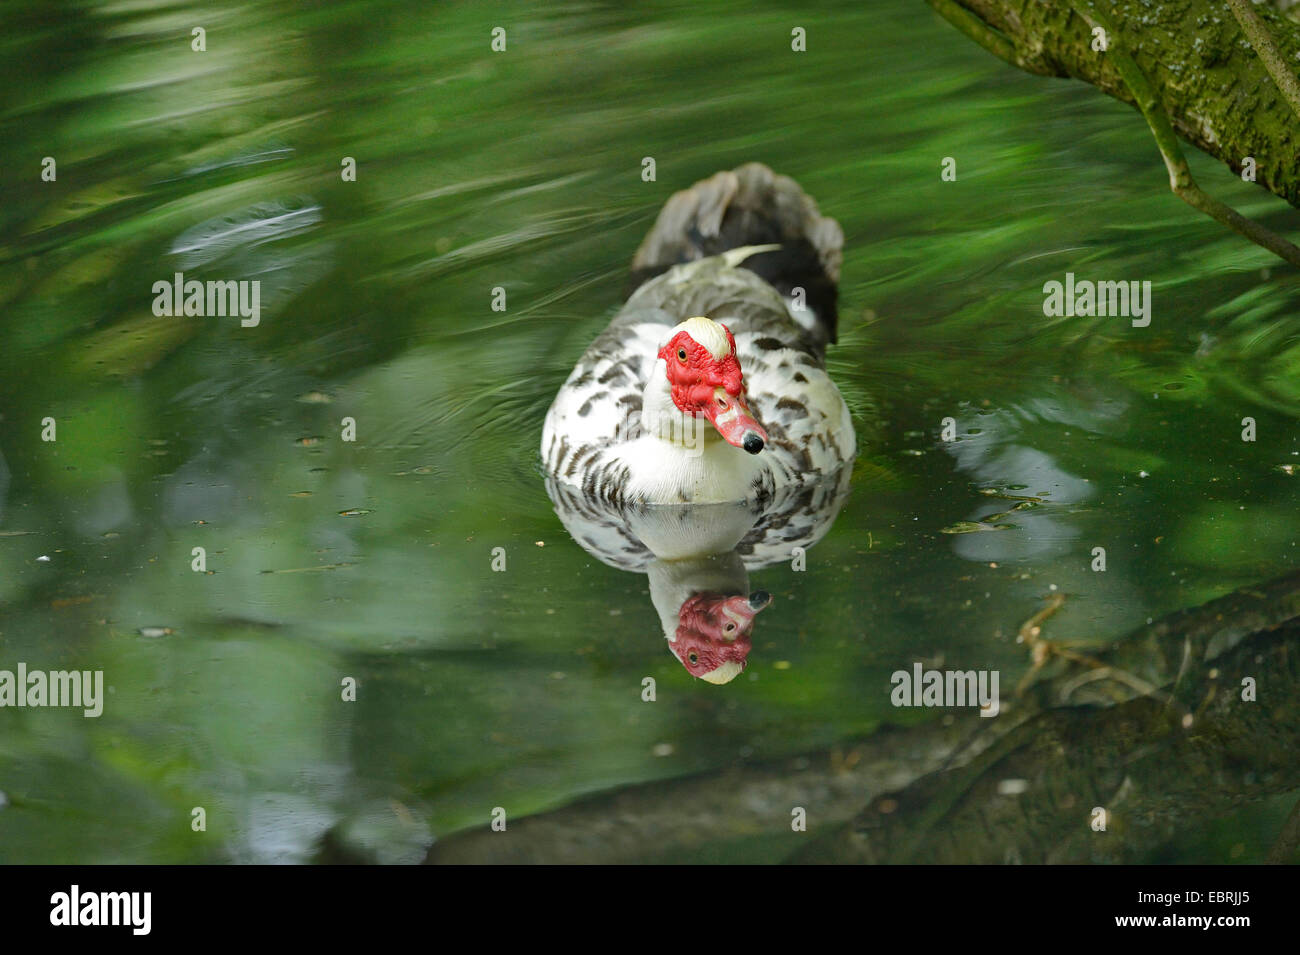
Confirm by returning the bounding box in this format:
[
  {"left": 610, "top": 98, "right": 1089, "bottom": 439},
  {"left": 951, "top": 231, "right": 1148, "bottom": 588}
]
[{"left": 542, "top": 163, "right": 855, "bottom": 505}]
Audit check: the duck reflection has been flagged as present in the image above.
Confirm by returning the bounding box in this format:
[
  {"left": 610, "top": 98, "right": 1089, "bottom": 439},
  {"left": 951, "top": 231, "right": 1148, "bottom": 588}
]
[
  {"left": 649, "top": 554, "right": 771, "bottom": 683},
  {"left": 545, "top": 467, "right": 852, "bottom": 683}
]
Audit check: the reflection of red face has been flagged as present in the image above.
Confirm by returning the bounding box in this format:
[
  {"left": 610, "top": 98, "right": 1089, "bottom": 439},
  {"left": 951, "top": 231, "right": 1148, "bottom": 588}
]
[
  {"left": 669, "top": 592, "right": 770, "bottom": 683},
  {"left": 657, "top": 327, "right": 768, "bottom": 454}
]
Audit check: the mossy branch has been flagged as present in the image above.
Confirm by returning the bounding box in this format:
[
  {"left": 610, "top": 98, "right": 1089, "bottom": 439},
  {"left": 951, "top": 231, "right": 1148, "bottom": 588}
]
[
  {"left": 1075, "top": 0, "right": 1300, "bottom": 267},
  {"left": 1228, "top": 0, "right": 1300, "bottom": 121},
  {"left": 928, "top": 0, "right": 1300, "bottom": 263},
  {"left": 924, "top": 0, "right": 1021, "bottom": 70}
]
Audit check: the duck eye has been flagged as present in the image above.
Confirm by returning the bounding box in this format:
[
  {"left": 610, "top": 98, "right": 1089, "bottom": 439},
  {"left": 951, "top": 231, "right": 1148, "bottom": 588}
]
[
  {"left": 688, "top": 652, "right": 699, "bottom": 664},
  {"left": 676, "top": 347, "right": 688, "bottom": 363}
]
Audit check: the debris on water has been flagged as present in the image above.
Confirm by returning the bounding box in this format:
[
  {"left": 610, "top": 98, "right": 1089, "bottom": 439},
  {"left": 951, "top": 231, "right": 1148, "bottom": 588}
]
[
  {"left": 979, "top": 488, "right": 1044, "bottom": 502},
  {"left": 338, "top": 508, "right": 371, "bottom": 517},
  {"left": 259, "top": 562, "right": 353, "bottom": 574},
  {"left": 296, "top": 436, "right": 324, "bottom": 447},
  {"left": 941, "top": 521, "right": 1015, "bottom": 534},
  {"left": 297, "top": 391, "right": 333, "bottom": 404},
  {"left": 289, "top": 491, "right": 312, "bottom": 498},
  {"left": 138, "top": 626, "right": 175, "bottom": 638},
  {"left": 36, "top": 555, "right": 51, "bottom": 562},
  {"left": 652, "top": 743, "right": 674, "bottom": 757},
  {"left": 998, "top": 779, "right": 1030, "bottom": 796},
  {"left": 773, "top": 660, "right": 792, "bottom": 670}
]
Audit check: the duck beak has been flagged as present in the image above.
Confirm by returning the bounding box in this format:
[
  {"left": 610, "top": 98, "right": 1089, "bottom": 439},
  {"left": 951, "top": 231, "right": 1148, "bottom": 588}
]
[{"left": 703, "top": 387, "right": 768, "bottom": 454}]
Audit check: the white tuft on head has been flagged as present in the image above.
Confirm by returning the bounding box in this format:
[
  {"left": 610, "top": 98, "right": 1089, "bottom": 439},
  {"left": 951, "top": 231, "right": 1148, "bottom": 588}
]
[{"left": 669, "top": 316, "right": 732, "bottom": 361}]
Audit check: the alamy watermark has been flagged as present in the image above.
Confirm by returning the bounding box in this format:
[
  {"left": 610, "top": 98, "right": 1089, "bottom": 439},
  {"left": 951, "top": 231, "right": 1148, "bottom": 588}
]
[
  {"left": 0, "top": 664, "right": 104, "bottom": 717},
  {"left": 1042, "top": 272, "right": 1151, "bottom": 327},
  {"left": 890, "top": 663, "right": 1000, "bottom": 717},
  {"left": 152, "top": 271, "right": 260, "bottom": 327},
  {"left": 50, "top": 885, "right": 150, "bottom": 935}
]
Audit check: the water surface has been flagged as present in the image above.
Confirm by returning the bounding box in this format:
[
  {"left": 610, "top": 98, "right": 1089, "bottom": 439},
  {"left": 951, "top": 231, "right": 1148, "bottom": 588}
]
[{"left": 1, "top": 0, "right": 1298, "bottom": 863}]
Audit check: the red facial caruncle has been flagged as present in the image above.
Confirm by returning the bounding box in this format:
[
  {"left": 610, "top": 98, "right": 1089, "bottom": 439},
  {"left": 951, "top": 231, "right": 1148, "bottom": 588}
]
[
  {"left": 658, "top": 319, "right": 768, "bottom": 454},
  {"left": 669, "top": 590, "right": 772, "bottom": 684}
]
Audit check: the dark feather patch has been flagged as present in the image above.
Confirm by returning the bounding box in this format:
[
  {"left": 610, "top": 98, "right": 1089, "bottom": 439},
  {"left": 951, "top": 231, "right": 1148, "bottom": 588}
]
[{"left": 776, "top": 397, "right": 807, "bottom": 414}]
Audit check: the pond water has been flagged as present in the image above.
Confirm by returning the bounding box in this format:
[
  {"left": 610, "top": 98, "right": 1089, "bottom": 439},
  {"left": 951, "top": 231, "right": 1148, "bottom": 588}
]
[{"left": 1, "top": 0, "right": 1298, "bottom": 863}]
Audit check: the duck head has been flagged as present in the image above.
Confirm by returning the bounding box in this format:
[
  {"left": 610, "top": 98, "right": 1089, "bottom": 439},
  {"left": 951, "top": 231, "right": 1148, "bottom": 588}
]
[
  {"left": 645, "top": 316, "right": 768, "bottom": 453},
  {"left": 669, "top": 589, "right": 772, "bottom": 683},
  {"left": 648, "top": 552, "right": 772, "bottom": 684}
]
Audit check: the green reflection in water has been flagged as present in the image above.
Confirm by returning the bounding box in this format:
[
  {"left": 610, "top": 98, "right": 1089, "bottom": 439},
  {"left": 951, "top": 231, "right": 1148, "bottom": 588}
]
[{"left": 0, "top": 0, "right": 1297, "bottom": 863}]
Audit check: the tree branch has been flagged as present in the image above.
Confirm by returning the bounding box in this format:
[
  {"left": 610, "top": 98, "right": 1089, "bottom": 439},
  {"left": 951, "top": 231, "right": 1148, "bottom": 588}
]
[
  {"left": 1228, "top": 0, "right": 1300, "bottom": 121},
  {"left": 939, "top": 0, "right": 1300, "bottom": 209},
  {"left": 1072, "top": 0, "right": 1300, "bottom": 267},
  {"left": 924, "top": 0, "right": 1032, "bottom": 72}
]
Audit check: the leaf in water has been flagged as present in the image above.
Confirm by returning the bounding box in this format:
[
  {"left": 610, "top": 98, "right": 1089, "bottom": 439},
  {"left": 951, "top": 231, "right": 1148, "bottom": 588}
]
[
  {"left": 978, "top": 488, "right": 1044, "bottom": 503},
  {"left": 940, "top": 521, "right": 1016, "bottom": 534}
]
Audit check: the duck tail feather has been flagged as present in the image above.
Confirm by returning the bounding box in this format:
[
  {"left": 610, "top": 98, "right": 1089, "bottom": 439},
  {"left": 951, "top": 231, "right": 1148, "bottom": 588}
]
[{"left": 628, "top": 162, "right": 844, "bottom": 343}]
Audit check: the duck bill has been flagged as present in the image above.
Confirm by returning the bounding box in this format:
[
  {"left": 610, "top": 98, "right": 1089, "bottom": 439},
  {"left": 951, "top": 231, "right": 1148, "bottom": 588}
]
[{"left": 702, "top": 387, "right": 768, "bottom": 453}]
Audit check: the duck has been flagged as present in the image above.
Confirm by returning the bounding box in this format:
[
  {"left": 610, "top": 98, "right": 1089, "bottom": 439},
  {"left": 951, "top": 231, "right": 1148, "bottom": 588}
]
[{"left": 541, "top": 162, "right": 856, "bottom": 505}]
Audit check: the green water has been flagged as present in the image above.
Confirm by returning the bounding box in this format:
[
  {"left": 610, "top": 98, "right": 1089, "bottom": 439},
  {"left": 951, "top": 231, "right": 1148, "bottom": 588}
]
[{"left": 1, "top": 0, "right": 1298, "bottom": 863}]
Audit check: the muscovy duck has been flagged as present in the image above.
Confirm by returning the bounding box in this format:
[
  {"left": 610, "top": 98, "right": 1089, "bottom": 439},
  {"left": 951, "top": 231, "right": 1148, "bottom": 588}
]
[{"left": 541, "top": 163, "right": 855, "bottom": 504}]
